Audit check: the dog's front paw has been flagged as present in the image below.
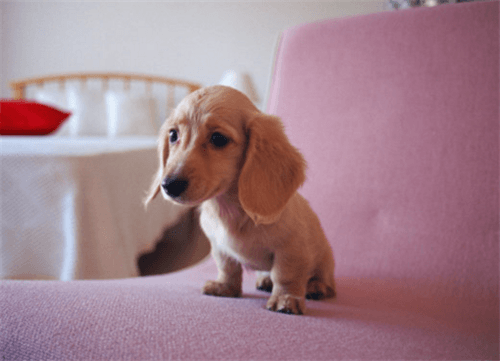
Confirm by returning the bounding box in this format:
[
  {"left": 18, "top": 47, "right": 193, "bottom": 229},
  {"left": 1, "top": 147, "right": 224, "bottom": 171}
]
[
  {"left": 266, "top": 294, "right": 305, "bottom": 315},
  {"left": 202, "top": 280, "right": 241, "bottom": 298}
]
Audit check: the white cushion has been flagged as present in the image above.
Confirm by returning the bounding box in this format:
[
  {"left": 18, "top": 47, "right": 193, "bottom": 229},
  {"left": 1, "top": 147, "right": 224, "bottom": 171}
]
[
  {"left": 105, "top": 91, "right": 158, "bottom": 137},
  {"left": 66, "top": 85, "right": 107, "bottom": 136},
  {"left": 32, "top": 88, "right": 72, "bottom": 136}
]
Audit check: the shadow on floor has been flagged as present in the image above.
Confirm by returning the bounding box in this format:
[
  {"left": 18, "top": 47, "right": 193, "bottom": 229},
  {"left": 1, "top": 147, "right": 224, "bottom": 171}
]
[{"left": 138, "top": 208, "right": 211, "bottom": 276}]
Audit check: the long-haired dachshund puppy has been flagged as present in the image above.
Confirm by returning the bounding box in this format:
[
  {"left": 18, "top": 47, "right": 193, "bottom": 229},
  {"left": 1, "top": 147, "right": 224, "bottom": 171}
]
[{"left": 145, "top": 85, "right": 335, "bottom": 315}]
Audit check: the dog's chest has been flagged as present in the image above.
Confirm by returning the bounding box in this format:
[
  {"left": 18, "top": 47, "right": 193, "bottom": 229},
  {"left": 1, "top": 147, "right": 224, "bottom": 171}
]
[{"left": 199, "top": 203, "right": 273, "bottom": 271}]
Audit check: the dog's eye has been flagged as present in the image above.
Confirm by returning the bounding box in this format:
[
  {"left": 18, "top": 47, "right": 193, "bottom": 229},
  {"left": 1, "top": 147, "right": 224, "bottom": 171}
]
[
  {"left": 169, "top": 129, "right": 178, "bottom": 144},
  {"left": 210, "top": 132, "right": 229, "bottom": 148}
]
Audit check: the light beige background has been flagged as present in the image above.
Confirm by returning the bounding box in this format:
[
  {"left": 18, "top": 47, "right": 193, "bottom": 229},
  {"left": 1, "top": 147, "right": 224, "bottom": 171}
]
[{"left": 1, "top": 1, "right": 385, "bottom": 104}]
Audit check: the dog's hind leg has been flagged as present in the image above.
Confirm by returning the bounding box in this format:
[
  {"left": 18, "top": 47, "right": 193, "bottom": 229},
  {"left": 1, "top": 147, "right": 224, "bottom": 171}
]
[
  {"left": 255, "top": 271, "right": 273, "bottom": 293},
  {"left": 306, "top": 278, "right": 336, "bottom": 300},
  {"left": 306, "top": 255, "right": 336, "bottom": 300}
]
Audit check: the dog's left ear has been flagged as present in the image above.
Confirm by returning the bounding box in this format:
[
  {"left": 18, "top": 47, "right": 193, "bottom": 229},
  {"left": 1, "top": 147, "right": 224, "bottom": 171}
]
[
  {"left": 239, "top": 113, "right": 306, "bottom": 225},
  {"left": 144, "top": 121, "right": 170, "bottom": 208}
]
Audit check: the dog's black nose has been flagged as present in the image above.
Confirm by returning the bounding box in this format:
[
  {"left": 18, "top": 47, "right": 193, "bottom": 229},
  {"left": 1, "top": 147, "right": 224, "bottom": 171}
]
[{"left": 162, "top": 177, "right": 189, "bottom": 198}]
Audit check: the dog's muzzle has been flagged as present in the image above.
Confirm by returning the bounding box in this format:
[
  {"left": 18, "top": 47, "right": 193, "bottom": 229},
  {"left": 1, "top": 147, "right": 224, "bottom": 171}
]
[{"left": 162, "top": 177, "right": 189, "bottom": 198}]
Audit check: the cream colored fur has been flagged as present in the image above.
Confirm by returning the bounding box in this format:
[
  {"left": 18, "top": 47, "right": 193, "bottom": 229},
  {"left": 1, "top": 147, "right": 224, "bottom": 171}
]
[{"left": 145, "top": 85, "right": 335, "bottom": 315}]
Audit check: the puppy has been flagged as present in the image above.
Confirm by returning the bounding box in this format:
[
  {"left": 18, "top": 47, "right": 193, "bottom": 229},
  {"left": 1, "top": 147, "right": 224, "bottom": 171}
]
[{"left": 145, "top": 85, "right": 335, "bottom": 315}]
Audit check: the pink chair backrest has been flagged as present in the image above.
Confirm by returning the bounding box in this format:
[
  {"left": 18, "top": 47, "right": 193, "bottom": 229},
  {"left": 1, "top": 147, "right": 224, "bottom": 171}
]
[{"left": 267, "top": 1, "right": 498, "bottom": 300}]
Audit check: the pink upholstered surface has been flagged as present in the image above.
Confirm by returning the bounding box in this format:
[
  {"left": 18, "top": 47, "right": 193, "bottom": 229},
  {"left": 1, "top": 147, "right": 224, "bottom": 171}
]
[
  {"left": 1, "top": 260, "right": 498, "bottom": 360},
  {"left": 1, "top": 2, "right": 498, "bottom": 360},
  {"left": 268, "top": 0, "right": 499, "bottom": 338},
  {"left": 268, "top": 0, "right": 498, "bottom": 289}
]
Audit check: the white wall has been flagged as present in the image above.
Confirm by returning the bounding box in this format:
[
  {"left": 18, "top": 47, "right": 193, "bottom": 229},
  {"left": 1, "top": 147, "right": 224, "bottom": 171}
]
[{"left": 1, "top": 1, "right": 385, "bottom": 104}]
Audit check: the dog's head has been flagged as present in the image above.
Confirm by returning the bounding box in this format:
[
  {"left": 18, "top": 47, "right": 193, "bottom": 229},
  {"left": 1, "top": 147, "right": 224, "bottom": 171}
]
[{"left": 145, "top": 85, "right": 306, "bottom": 225}]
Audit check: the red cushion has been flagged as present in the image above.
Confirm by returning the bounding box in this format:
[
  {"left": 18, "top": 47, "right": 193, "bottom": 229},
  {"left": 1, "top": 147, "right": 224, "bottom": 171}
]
[{"left": 0, "top": 100, "right": 71, "bottom": 135}]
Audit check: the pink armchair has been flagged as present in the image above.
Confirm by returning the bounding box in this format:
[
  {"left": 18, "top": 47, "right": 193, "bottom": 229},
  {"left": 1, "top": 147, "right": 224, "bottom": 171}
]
[{"left": 1, "top": 2, "right": 498, "bottom": 359}]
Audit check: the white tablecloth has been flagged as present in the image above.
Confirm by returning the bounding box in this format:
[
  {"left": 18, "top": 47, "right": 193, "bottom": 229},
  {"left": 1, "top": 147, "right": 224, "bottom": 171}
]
[{"left": 0, "top": 136, "right": 188, "bottom": 280}]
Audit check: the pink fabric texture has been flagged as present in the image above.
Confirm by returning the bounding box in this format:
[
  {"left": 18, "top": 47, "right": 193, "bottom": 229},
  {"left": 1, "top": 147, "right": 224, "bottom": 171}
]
[
  {"left": 267, "top": 0, "right": 498, "bottom": 320},
  {"left": 1, "top": 2, "right": 498, "bottom": 359},
  {"left": 1, "top": 260, "right": 497, "bottom": 360}
]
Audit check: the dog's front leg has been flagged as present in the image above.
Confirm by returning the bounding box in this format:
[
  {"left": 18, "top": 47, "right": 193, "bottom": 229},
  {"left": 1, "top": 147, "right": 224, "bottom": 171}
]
[
  {"left": 266, "top": 255, "right": 309, "bottom": 315},
  {"left": 202, "top": 248, "right": 242, "bottom": 298}
]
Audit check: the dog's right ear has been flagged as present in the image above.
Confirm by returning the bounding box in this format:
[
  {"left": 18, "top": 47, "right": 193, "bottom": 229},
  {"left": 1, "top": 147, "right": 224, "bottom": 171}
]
[{"left": 144, "top": 121, "right": 170, "bottom": 208}]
